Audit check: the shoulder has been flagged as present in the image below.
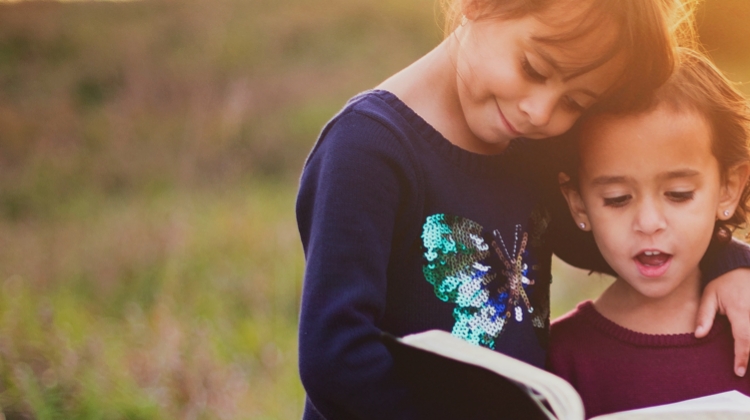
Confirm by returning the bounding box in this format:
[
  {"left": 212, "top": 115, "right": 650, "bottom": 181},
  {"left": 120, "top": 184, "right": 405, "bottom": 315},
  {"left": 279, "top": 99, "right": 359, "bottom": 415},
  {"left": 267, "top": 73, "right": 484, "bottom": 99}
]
[
  {"left": 297, "top": 91, "right": 426, "bottom": 232},
  {"left": 298, "top": 91, "right": 428, "bottom": 203},
  {"left": 309, "top": 90, "right": 423, "bottom": 164},
  {"left": 550, "top": 301, "right": 595, "bottom": 336},
  {"left": 549, "top": 301, "right": 598, "bottom": 355},
  {"left": 547, "top": 301, "right": 598, "bottom": 374}
]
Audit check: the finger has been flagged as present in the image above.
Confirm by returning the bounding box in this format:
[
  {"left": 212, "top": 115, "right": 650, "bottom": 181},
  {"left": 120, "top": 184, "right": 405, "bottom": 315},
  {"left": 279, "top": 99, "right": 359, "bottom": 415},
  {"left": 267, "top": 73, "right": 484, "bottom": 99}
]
[
  {"left": 727, "top": 310, "right": 750, "bottom": 377},
  {"left": 695, "top": 286, "right": 719, "bottom": 338}
]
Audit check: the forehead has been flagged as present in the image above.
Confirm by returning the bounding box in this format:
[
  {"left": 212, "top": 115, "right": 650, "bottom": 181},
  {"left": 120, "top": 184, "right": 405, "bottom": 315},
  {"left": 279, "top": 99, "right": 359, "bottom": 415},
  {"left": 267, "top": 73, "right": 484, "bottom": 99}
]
[
  {"left": 529, "top": 4, "right": 621, "bottom": 75},
  {"left": 578, "top": 107, "right": 715, "bottom": 179},
  {"left": 530, "top": 41, "right": 625, "bottom": 99}
]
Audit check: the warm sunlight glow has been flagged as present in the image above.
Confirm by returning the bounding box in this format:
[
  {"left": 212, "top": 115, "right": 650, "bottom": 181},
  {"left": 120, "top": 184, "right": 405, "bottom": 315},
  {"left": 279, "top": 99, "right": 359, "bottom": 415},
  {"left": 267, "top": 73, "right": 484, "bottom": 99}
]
[{"left": 0, "top": 0, "right": 141, "bottom": 3}]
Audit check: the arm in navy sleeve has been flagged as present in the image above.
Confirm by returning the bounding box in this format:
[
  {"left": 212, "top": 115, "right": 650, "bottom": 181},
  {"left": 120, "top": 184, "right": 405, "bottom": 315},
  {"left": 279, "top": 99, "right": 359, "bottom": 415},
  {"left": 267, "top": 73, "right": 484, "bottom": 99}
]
[{"left": 296, "top": 111, "right": 419, "bottom": 419}]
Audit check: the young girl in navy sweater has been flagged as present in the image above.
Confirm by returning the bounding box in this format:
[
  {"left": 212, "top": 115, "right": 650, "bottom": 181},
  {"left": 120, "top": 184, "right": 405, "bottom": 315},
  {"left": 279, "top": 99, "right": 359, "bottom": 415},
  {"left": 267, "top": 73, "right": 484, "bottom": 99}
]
[
  {"left": 297, "top": 1, "right": 750, "bottom": 418},
  {"left": 550, "top": 49, "right": 750, "bottom": 418}
]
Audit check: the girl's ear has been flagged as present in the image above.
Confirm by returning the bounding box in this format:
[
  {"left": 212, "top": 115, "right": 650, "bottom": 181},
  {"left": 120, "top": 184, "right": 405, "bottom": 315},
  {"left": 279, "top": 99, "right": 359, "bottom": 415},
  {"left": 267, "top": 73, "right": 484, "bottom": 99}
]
[
  {"left": 558, "top": 172, "right": 592, "bottom": 231},
  {"left": 460, "top": 0, "right": 480, "bottom": 20},
  {"left": 718, "top": 163, "right": 750, "bottom": 220}
]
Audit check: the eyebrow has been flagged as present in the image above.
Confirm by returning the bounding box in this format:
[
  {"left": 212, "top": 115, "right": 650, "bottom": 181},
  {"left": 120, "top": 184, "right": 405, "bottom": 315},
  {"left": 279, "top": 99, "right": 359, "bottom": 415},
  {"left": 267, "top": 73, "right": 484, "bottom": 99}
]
[
  {"left": 661, "top": 169, "right": 701, "bottom": 180},
  {"left": 590, "top": 169, "right": 701, "bottom": 186},
  {"left": 532, "top": 45, "right": 600, "bottom": 98},
  {"left": 591, "top": 175, "right": 627, "bottom": 186}
]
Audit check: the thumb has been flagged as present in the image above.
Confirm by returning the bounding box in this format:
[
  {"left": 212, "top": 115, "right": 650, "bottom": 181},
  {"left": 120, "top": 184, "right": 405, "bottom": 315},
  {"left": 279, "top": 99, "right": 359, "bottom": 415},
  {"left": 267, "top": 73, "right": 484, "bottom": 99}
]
[{"left": 695, "top": 287, "right": 719, "bottom": 338}]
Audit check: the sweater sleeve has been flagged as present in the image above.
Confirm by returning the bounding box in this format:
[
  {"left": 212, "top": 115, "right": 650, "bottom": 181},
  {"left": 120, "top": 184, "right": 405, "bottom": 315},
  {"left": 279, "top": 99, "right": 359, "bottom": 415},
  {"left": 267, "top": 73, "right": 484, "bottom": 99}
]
[
  {"left": 296, "top": 110, "right": 420, "bottom": 419},
  {"left": 700, "top": 238, "right": 750, "bottom": 281}
]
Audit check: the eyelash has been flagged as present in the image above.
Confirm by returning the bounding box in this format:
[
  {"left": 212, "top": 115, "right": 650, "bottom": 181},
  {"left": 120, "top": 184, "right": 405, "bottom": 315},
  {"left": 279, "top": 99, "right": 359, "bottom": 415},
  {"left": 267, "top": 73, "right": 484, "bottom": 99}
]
[
  {"left": 521, "top": 57, "right": 546, "bottom": 82},
  {"left": 603, "top": 195, "right": 630, "bottom": 208},
  {"left": 522, "top": 57, "right": 585, "bottom": 112},
  {"left": 665, "top": 191, "right": 694, "bottom": 202},
  {"left": 602, "top": 191, "right": 695, "bottom": 207},
  {"left": 563, "top": 96, "right": 585, "bottom": 112}
]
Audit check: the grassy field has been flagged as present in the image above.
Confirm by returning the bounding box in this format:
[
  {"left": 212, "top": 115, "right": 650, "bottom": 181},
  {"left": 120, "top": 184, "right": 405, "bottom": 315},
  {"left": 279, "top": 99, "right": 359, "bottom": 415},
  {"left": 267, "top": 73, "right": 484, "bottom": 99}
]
[
  {"left": 0, "top": 1, "right": 441, "bottom": 417},
  {"left": 0, "top": 183, "right": 307, "bottom": 419},
  {"left": 0, "top": 0, "right": 748, "bottom": 418}
]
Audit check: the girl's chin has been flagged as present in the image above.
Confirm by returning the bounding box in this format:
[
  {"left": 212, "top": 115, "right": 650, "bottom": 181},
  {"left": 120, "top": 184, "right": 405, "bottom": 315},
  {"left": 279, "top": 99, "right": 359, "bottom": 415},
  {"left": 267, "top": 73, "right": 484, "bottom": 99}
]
[
  {"left": 635, "top": 289, "right": 674, "bottom": 300},
  {"left": 617, "top": 277, "right": 675, "bottom": 300}
]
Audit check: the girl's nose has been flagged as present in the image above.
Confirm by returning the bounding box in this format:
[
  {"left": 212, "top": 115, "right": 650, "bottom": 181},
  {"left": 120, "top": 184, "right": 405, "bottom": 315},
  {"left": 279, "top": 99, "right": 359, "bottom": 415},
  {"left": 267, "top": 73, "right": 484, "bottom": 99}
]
[
  {"left": 519, "top": 90, "right": 556, "bottom": 127},
  {"left": 634, "top": 199, "right": 667, "bottom": 235}
]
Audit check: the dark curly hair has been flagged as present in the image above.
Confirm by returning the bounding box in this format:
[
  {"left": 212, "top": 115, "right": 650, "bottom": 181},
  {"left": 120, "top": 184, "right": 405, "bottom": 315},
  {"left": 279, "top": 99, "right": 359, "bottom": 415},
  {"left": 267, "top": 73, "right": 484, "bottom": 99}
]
[{"left": 566, "top": 48, "right": 750, "bottom": 242}]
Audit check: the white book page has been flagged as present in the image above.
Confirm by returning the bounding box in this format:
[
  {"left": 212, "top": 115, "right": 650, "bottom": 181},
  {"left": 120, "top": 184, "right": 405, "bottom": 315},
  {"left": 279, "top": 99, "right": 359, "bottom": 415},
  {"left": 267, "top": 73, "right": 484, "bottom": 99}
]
[
  {"left": 594, "top": 391, "right": 750, "bottom": 420},
  {"left": 629, "top": 391, "right": 750, "bottom": 413}
]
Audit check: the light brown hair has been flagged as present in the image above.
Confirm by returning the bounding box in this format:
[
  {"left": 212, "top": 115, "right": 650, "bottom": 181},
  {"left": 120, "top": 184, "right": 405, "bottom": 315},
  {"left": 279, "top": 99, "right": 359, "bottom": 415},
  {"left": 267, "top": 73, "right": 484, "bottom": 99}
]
[{"left": 442, "top": 0, "right": 701, "bottom": 112}]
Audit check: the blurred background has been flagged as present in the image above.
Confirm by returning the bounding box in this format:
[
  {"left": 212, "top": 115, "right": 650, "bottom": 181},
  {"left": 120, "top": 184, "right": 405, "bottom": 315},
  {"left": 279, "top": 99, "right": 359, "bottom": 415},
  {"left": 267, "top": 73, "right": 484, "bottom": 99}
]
[{"left": 0, "top": 0, "right": 746, "bottom": 418}]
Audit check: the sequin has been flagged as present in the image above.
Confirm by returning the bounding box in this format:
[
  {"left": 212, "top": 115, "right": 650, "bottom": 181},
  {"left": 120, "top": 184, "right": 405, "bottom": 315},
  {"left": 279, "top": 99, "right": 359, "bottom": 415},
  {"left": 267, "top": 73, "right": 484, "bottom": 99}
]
[{"left": 421, "top": 213, "right": 550, "bottom": 349}]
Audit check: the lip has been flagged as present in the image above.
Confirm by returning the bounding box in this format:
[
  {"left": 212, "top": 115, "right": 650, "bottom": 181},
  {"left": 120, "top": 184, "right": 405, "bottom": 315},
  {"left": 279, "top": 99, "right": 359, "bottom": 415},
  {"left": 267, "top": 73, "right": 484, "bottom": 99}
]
[
  {"left": 496, "top": 103, "right": 522, "bottom": 137},
  {"left": 633, "top": 249, "right": 672, "bottom": 278}
]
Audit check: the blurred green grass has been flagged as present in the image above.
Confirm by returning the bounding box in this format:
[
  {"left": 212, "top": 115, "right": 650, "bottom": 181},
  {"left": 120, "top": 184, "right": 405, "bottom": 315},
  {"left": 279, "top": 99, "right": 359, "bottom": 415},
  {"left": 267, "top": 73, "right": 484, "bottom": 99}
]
[
  {"left": 0, "top": 183, "right": 305, "bottom": 419},
  {"left": 0, "top": 0, "right": 747, "bottom": 418}
]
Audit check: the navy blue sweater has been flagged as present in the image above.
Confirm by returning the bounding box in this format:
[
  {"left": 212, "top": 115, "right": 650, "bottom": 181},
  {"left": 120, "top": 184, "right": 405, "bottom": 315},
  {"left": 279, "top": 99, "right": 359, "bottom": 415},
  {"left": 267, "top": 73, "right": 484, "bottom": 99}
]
[{"left": 296, "top": 90, "right": 750, "bottom": 420}]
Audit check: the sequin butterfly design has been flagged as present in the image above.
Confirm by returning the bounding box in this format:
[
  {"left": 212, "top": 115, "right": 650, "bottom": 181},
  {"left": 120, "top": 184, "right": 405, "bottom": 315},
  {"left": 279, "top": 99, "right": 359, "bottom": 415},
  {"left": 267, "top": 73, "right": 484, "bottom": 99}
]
[{"left": 422, "top": 214, "right": 545, "bottom": 349}]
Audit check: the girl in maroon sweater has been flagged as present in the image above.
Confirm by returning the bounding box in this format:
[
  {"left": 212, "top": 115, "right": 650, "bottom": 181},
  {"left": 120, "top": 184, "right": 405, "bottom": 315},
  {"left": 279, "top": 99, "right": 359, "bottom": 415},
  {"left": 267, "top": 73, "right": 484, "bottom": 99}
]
[{"left": 549, "top": 49, "right": 750, "bottom": 418}]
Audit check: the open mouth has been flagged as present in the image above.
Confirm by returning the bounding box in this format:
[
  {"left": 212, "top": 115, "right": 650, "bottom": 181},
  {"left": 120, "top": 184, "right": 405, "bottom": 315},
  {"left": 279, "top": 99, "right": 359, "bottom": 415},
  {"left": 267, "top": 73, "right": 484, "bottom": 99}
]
[{"left": 634, "top": 250, "right": 672, "bottom": 277}]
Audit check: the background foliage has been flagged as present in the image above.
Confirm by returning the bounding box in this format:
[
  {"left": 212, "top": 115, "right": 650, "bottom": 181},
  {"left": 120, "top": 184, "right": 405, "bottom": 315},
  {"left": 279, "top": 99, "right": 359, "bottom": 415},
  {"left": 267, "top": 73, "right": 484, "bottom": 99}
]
[{"left": 0, "top": 0, "right": 747, "bottom": 418}]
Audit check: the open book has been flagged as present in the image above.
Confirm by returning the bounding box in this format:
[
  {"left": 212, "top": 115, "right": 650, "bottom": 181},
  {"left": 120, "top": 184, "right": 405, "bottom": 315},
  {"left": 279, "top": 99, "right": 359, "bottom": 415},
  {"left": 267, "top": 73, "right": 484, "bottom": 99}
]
[{"left": 383, "top": 330, "right": 750, "bottom": 420}]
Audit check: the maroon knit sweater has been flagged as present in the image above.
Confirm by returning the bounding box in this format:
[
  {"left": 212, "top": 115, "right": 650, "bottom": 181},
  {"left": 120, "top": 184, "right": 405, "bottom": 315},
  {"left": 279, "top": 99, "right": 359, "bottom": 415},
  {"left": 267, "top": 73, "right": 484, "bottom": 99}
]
[{"left": 548, "top": 301, "right": 750, "bottom": 418}]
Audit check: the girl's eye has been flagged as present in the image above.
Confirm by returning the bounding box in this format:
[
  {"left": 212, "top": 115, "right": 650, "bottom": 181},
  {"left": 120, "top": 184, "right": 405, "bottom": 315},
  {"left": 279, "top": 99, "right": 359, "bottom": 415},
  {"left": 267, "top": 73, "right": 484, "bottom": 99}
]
[
  {"left": 562, "top": 95, "right": 585, "bottom": 113},
  {"left": 603, "top": 195, "right": 631, "bottom": 207},
  {"left": 666, "top": 191, "right": 694, "bottom": 202},
  {"left": 522, "top": 57, "right": 546, "bottom": 82}
]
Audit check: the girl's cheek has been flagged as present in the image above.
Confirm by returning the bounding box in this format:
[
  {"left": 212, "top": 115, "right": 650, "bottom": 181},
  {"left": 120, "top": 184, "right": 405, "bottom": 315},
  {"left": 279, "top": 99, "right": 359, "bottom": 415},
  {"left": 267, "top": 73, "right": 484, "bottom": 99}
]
[{"left": 552, "top": 114, "right": 578, "bottom": 137}]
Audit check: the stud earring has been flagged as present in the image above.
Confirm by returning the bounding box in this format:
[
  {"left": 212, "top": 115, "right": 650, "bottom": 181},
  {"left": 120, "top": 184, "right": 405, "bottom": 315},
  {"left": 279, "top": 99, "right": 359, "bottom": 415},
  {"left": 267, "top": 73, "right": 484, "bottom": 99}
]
[
  {"left": 579, "top": 222, "right": 586, "bottom": 229},
  {"left": 724, "top": 210, "right": 731, "bottom": 217}
]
